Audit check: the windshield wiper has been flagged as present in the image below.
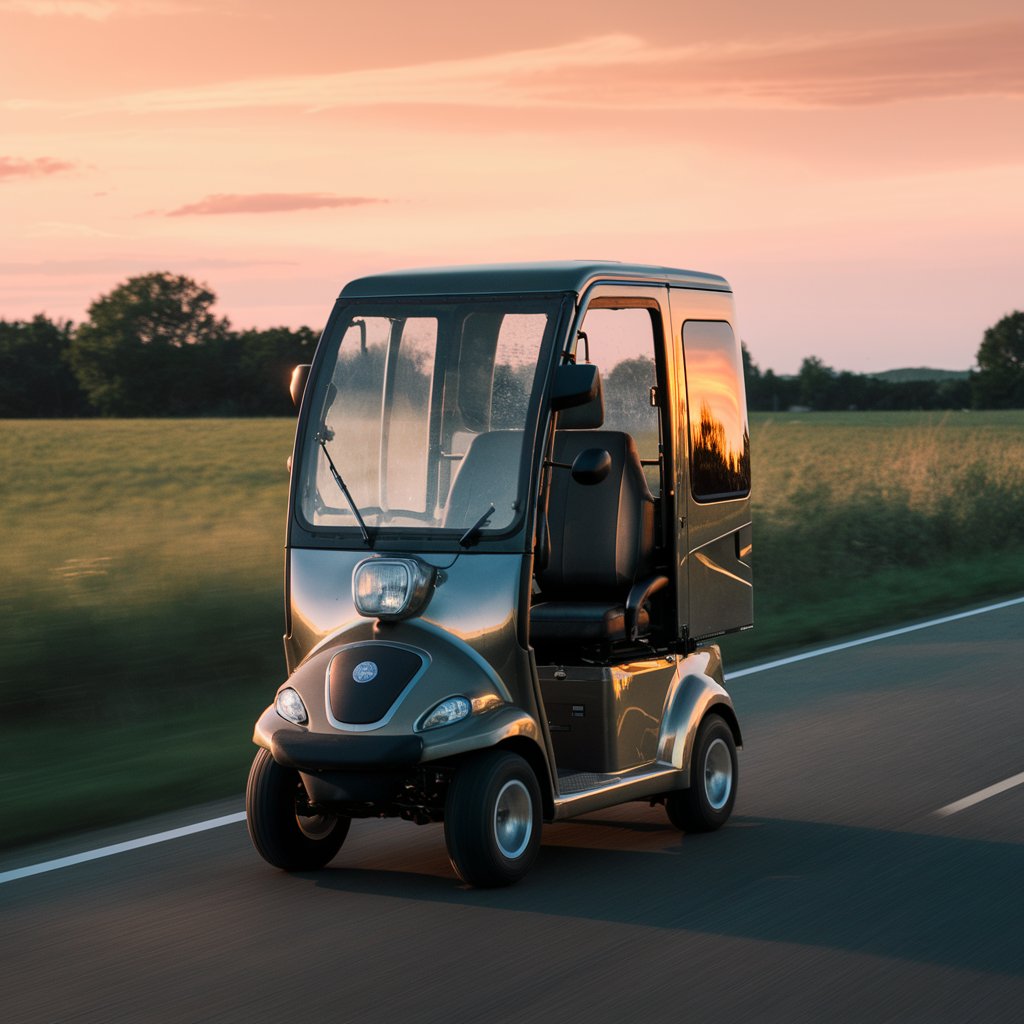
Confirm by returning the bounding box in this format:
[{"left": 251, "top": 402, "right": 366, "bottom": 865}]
[
  {"left": 458, "top": 504, "right": 495, "bottom": 548},
  {"left": 318, "top": 436, "right": 372, "bottom": 546}
]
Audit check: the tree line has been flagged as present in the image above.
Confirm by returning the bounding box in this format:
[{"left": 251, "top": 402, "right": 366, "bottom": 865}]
[
  {"left": 1, "top": 273, "right": 317, "bottom": 417},
  {"left": 743, "top": 310, "right": 1024, "bottom": 412},
  {"left": 2, "top": 272, "right": 1022, "bottom": 416}
]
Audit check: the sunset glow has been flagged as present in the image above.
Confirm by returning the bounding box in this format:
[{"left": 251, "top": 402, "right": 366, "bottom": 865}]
[{"left": 2, "top": 0, "right": 1022, "bottom": 372}]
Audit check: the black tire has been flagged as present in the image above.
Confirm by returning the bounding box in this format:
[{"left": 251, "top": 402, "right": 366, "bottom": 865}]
[
  {"left": 246, "top": 747, "right": 351, "bottom": 871},
  {"left": 665, "top": 713, "right": 738, "bottom": 833},
  {"left": 444, "top": 750, "right": 542, "bottom": 887}
]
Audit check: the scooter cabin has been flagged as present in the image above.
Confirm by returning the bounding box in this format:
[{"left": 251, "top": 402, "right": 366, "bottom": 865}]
[{"left": 246, "top": 262, "right": 753, "bottom": 887}]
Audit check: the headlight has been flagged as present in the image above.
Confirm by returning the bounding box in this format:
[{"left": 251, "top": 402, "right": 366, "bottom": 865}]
[
  {"left": 275, "top": 687, "right": 308, "bottom": 725},
  {"left": 420, "top": 696, "right": 471, "bottom": 730},
  {"left": 353, "top": 557, "right": 436, "bottom": 620}
]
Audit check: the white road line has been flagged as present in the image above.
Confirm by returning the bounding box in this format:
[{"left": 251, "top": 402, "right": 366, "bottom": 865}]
[
  {"left": 933, "top": 771, "right": 1024, "bottom": 817},
  {"left": 3, "top": 593, "right": 1023, "bottom": 887},
  {"left": 0, "top": 812, "right": 246, "bottom": 886},
  {"left": 725, "top": 594, "right": 1024, "bottom": 680}
]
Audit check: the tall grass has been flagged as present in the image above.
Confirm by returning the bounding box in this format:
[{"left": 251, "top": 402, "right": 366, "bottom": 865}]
[
  {"left": 0, "top": 420, "right": 293, "bottom": 722},
  {"left": 721, "top": 410, "right": 1024, "bottom": 661},
  {"left": 0, "top": 420, "right": 295, "bottom": 847},
  {"left": 1, "top": 412, "right": 1022, "bottom": 849}
]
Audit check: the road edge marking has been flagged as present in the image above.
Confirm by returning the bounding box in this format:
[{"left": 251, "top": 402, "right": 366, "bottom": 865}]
[
  {"left": 933, "top": 771, "right": 1024, "bottom": 817},
  {"left": 4, "top": 594, "right": 1023, "bottom": 886},
  {"left": 0, "top": 812, "right": 247, "bottom": 886},
  {"left": 725, "top": 594, "right": 1024, "bottom": 680}
]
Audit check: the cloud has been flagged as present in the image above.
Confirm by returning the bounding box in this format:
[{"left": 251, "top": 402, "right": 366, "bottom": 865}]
[
  {"left": 0, "top": 256, "right": 297, "bottom": 274},
  {"left": 0, "top": 156, "right": 76, "bottom": 179},
  {"left": 6, "top": 21, "right": 1023, "bottom": 115},
  {"left": 165, "top": 193, "right": 385, "bottom": 216},
  {"left": 0, "top": 0, "right": 201, "bottom": 18}
]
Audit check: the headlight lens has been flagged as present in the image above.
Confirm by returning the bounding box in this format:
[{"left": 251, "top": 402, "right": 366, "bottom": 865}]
[
  {"left": 275, "top": 686, "right": 308, "bottom": 725},
  {"left": 420, "top": 696, "right": 471, "bottom": 730},
  {"left": 353, "top": 557, "right": 436, "bottom": 620}
]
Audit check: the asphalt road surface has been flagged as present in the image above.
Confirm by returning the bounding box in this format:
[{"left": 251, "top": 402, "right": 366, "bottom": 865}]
[{"left": 3, "top": 600, "right": 1023, "bottom": 1023}]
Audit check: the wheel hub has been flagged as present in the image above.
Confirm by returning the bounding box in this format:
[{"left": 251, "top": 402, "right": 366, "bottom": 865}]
[
  {"left": 493, "top": 779, "right": 533, "bottom": 859},
  {"left": 704, "top": 737, "right": 733, "bottom": 810}
]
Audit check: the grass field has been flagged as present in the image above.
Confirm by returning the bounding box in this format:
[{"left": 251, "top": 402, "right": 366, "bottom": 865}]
[{"left": 2, "top": 412, "right": 1023, "bottom": 850}]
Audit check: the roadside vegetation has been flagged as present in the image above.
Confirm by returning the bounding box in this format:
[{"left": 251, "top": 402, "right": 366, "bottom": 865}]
[{"left": 2, "top": 411, "right": 1023, "bottom": 851}]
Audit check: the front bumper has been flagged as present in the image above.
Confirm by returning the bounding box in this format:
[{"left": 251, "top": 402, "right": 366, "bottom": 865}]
[{"left": 269, "top": 726, "right": 424, "bottom": 771}]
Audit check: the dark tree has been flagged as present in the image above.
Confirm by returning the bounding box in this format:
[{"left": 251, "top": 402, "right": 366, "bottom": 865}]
[
  {"left": 603, "top": 356, "right": 657, "bottom": 430},
  {"left": 798, "top": 356, "right": 836, "bottom": 409},
  {"left": 209, "top": 326, "right": 319, "bottom": 415},
  {"left": 971, "top": 311, "right": 1024, "bottom": 408},
  {"left": 0, "top": 315, "right": 88, "bottom": 416},
  {"left": 69, "top": 273, "right": 229, "bottom": 416}
]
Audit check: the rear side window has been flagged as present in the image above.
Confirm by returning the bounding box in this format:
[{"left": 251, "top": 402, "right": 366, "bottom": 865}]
[{"left": 683, "top": 320, "right": 750, "bottom": 501}]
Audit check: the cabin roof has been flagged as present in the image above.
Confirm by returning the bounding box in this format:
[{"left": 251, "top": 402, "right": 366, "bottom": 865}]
[{"left": 339, "top": 261, "right": 730, "bottom": 299}]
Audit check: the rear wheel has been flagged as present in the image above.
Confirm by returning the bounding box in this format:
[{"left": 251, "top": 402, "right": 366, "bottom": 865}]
[
  {"left": 444, "top": 750, "right": 542, "bottom": 887},
  {"left": 246, "top": 747, "right": 351, "bottom": 870},
  {"left": 665, "top": 713, "right": 737, "bottom": 832}
]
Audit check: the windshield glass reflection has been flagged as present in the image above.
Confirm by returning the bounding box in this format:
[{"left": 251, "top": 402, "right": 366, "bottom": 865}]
[{"left": 298, "top": 300, "right": 557, "bottom": 536}]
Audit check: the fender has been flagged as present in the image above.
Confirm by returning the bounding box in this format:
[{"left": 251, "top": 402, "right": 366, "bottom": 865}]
[{"left": 657, "top": 646, "right": 742, "bottom": 782}]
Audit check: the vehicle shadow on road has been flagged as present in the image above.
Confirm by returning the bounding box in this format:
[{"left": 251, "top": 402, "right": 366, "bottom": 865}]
[{"left": 313, "top": 814, "right": 1023, "bottom": 977}]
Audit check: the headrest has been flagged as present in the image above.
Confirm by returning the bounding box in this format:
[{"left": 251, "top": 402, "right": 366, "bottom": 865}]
[{"left": 557, "top": 374, "right": 604, "bottom": 429}]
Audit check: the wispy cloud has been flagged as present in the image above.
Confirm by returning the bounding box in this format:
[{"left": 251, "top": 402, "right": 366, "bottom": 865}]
[
  {"left": 164, "top": 193, "right": 385, "bottom": 216},
  {"left": 0, "top": 0, "right": 201, "bottom": 18},
  {"left": 6, "top": 22, "right": 1023, "bottom": 115},
  {"left": 1, "top": 256, "right": 297, "bottom": 274},
  {"left": 0, "top": 156, "right": 75, "bottom": 179}
]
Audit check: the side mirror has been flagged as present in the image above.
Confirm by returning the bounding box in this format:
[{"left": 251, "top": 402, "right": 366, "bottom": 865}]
[
  {"left": 551, "top": 363, "right": 600, "bottom": 411},
  {"left": 289, "top": 364, "right": 311, "bottom": 409},
  {"left": 571, "top": 448, "right": 611, "bottom": 486}
]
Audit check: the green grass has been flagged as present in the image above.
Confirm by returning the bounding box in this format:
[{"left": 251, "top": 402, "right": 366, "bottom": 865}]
[
  {"left": 721, "top": 409, "right": 1024, "bottom": 663},
  {"left": 2, "top": 412, "right": 1023, "bottom": 851},
  {"left": 0, "top": 419, "right": 295, "bottom": 849}
]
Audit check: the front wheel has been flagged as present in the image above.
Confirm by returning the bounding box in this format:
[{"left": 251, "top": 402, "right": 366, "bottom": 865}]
[
  {"left": 444, "top": 750, "right": 542, "bottom": 887},
  {"left": 246, "top": 748, "right": 351, "bottom": 870},
  {"left": 665, "top": 713, "right": 738, "bottom": 832}
]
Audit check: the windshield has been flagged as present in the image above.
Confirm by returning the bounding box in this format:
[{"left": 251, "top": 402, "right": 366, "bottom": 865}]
[{"left": 297, "top": 298, "right": 560, "bottom": 539}]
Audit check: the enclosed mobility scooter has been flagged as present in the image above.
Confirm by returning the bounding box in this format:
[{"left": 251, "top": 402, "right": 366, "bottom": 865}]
[{"left": 247, "top": 262, "right": 753, "bottom": 886}]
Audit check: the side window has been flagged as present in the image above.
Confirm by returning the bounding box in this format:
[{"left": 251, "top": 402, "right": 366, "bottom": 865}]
[
  {"left": 683, "top": 320, "right": 750, "bottom": 501},
  {"left": 577, "top": 306, "right": 661, "bottom": 494}
]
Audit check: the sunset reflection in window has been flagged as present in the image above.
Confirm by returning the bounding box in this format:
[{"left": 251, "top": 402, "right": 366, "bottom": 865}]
[{"left": 684, "top": 321, "right": 751, "bottom": 501}]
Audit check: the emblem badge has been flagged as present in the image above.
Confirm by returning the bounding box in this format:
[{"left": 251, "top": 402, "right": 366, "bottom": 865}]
[{"left": 352, "top": 660, "right": 379, "bottom": 683}]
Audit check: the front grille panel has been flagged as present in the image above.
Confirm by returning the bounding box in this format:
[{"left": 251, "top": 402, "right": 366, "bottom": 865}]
[{"left": 327, "top": 646, "right": 423, "bottom": 725}]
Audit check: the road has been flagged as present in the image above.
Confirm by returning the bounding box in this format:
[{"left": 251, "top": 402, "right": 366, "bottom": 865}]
[{"left": 2, "top": 600, "right": 1023, "bottom": 1023}]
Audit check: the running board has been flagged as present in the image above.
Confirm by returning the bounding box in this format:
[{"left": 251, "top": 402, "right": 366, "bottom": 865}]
[{"left": 551, "top": 763, "right": 688, "bottom": 820}]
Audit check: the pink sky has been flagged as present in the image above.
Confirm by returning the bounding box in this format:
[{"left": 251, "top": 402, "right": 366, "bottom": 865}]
[{"left": 2, "top": 0, "right": 1022, "bottom": 373}]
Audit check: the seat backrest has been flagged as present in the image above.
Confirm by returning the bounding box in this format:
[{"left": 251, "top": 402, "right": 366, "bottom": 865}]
[
  {"left": 538, "top": 430, "right": 655, "bottom": 596},
  {"left": 443, "top": 430, "right": 523, "bottom": 530}
]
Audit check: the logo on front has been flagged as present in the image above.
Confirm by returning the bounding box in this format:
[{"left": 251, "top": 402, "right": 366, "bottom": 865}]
[{"left": 352, "top": 660, "right": 379, "bottom": 683}]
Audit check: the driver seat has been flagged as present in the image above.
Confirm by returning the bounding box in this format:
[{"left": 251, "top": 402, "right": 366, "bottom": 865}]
[{"left": 530, "top": 425, "right": 666, "bottom": 657}]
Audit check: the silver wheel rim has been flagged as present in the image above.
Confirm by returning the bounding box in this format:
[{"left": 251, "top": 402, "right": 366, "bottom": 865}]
[
  {"left": 493, "top": 779, "right": 533, "bottom": 859},
  {"left": 704, "top": 737, "right": 733, "bottom": 811},
  {"left": 294, "top": 781, "right": 336, "bottom": 840}
]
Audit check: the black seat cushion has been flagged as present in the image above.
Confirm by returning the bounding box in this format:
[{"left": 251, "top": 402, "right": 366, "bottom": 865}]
[{"left": 530, "top": 602, "right": 650, "bottom": 644}]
